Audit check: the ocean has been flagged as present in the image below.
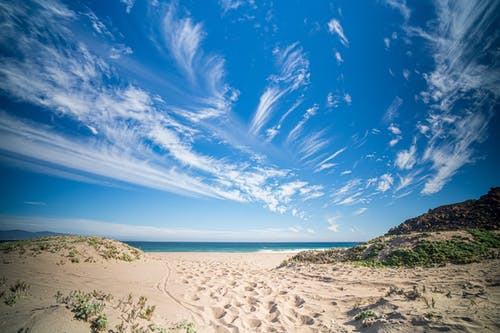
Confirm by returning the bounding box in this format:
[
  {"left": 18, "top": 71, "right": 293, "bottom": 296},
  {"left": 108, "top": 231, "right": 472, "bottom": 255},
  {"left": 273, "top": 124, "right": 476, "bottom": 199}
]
[{"left": 123, "top": 241, "right": 361, "bottom": 253}]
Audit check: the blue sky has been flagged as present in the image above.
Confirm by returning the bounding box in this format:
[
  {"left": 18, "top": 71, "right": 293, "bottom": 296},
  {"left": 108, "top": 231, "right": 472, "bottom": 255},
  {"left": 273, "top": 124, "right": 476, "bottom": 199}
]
[{"left": 0, "top": 0, "right": 498, "bottom": 241}]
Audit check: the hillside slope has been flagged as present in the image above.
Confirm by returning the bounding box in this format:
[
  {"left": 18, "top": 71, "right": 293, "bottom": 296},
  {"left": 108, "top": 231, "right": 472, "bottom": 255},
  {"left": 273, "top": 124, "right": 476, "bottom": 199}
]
[
  {"left": 387, "top": 187, "right": 500, "bottom": 235},
  {"left": 283, "top": 187, "right": 500, "bottom": 267}
]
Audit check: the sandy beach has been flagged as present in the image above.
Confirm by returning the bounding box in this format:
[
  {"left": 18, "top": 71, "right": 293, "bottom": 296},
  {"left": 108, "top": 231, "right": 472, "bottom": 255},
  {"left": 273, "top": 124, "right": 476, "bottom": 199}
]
[{"left": 0, "top": 247, "right": 499, "bottom": 333}]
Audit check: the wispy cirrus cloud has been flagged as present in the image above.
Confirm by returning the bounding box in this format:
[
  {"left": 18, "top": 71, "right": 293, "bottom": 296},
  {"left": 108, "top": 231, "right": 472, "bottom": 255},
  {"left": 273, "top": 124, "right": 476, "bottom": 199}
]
[
  {"left": 353, "top": 207, "right": 367, "bottom": 216},
  {"left": 395, "top": 144, "right": 417, "bottom": 170},
  {"left": 0, "top": 0, "right": 324, "bottom": 219},
  {"left": 327, "top": 216, "right": 341, "bottom": 232},
  {"left": 384, "top": 0, "right": 410, "bottom": 21},
  {"left": 120, "top": 0, "right": 136, "bottom": 14},
  {"left": 250, "top": 42, "right": 310, "bottom": 137},
  {"left": 315, "top": 147, "right": 346, "bottom": 173},
  {"left": 377, "top": 173, "right": 394, "bottom": 192},
  {"left": 331, "top": 179, "right": 368, "bottom": 206},
  {"left": 408, "top": 0, "right": 500, "bottom": 194},
  {"left": 383, "top": 97, "right": 403, "bottom": 123},
  {"left": 162, "top": 4, "right": 205, "bottom": 79},
  {"left": 287, "top": 104, "right": 319, "bottom": 143},
  {"left": 327, "top": 19, "right": 349, "bottom": 46},
  {"left": 296, "top": 131, "right": 330, "bottom": 162}
]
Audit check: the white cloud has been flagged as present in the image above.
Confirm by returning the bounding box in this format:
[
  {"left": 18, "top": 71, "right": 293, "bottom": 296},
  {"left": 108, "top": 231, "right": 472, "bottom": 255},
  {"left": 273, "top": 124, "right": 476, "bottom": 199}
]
[
  {"left": 395, "top": 174, "right": 414, "bottom": 192},
  {"left": 120, "top": 0, "right": 135, "bottom": 14},
  {"left": 287, "top": 104, "right": 319, "bottom": 143},
  {"left": 395, "top": 145, "right": 417, "bottom": 170},
  {"left": 388, "top": 123, "right": 401, "bottom": 135},
  {"left": 317, "top": 147, "right": 346, "bottom": 171},
  {"left": 384, "top": 0, "right": 410, "bottom": 21},
  {"left": 250, "top": 43, "right": 310, "bottom": 136},
  {"left": 265, "top": 98, "right": 302, "bottom": 142},
  {"left": 422, "top": 111, "right": 490, "bottom": 194},
  {"left": 296, "top": 131, "right": 330, "bottom": 162},
  {"left": 336, "top": 192, "right": 365, "bottom": 206},
  {"left": 384, "top": 37, "right": 391, "bottom": 49},
  {"left": 162, "top": 4, "right": 205, "bottom": 79},
  {"left": 250, "top": 87, "right": 285, "bottom": 135},
  {"left": 402, "top": 69, "right": 410, "bottom": 80},
  {"left": 0, "top": 0, "right": 322, "bottom": 218},
  {"left": 334, "top": 51, "right": 343, "bottom": 64},
  {"left": 340, "top": 170, "right": 352, "bottom": 176},
  {"left": 109, "top": 44, "right": 133, "bottom": 59},
  {"left": 24, "top": 201, "right": 46, "bottom": 206},
  {"left": 314, "top": 162, "right": 336, "bottom": 173},
  {"left": 353, "top": 207, "right": 368, "bottom": 216},
  {"left": 327, "top": 19, "right": 349, "bottom": 46},
  {"left": 327, "top": 92, "right": 338, "bottom": 108},
  {"left": 377, "top": 174, "right": 393, "bottom": 192},
  {"left": 389, "top": 138, "right": 401, "bottom": 147},
  {"left": 327, "top": 216, "right": 341, "bottom": 232},
  {"left": 219, "top": 0, "right": 245, "bottom": 14},
  {"left": 344, "top": 93, "right": 352, "bottom": 105},
  {"left": 383, "top": 96, "right": 403, "bottom": 122},
  {"left": 278, "top": 181, "right": 307, "bottom": 202},
  {"left": 332, "top": 179, "right": 368, "bottom": 206},
  {"left": 410, "top": 0, "right": 499, "bottom": 194},
  {"left": 306, "top": 228, "right": 315, "bottom": 234}
]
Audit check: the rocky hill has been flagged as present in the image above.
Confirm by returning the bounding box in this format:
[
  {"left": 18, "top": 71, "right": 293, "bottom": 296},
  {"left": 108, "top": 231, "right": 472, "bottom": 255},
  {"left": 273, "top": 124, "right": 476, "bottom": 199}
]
[
  {"left": 282, "top": 187, "right": 500, "bottom": 268},
  {"left": 386, "top": 187, "right": 500, "bottom": 235}
]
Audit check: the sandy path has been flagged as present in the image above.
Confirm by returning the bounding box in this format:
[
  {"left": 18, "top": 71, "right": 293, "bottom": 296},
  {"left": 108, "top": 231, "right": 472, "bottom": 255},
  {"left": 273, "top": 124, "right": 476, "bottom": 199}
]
[{"left": 0, "top": 251, "right": 499, "bottom": 332}]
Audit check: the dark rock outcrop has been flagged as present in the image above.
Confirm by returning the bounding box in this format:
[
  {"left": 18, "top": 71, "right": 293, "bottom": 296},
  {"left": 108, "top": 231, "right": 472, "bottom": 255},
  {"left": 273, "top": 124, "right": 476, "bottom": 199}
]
[{"left": 386, "top": 187, "right": 500, "bottom": 235}]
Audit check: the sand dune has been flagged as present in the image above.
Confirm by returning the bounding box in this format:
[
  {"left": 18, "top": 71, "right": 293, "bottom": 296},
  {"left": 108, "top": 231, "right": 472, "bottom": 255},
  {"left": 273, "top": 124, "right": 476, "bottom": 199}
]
[{"left": 0, "top": 249, "right": 499, "bottom": 332}]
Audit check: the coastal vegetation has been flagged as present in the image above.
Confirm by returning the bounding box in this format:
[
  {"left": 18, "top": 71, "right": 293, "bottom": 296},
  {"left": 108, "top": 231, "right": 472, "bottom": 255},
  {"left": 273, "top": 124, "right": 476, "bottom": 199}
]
[
  {"left": 0, "top": 277, "right": 30, "bottom": 306},
  {"left": 0, "top": 235, "right": 141, "bottom": 263},
  {"left": 280, "top": 229, "right": 500, "bottom": 267},
  {"left": 55, "top": 290, "right": 197, "bottom": 333},
  {"left": 282, "top": 187, "right": 500, "bottom": 268}
]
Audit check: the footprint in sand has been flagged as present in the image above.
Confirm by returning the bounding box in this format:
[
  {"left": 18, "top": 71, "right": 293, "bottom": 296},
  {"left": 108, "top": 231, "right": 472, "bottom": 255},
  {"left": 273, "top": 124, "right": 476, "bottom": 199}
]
[
  {"left": 294, "top": 295, "right": 305, "bottom": 307},
  {"left": 244, "top": 318, "right": 262, "bottom": 329},
  {"left": 299, "top": 314, "right": 314, "bottom": 325},
  {"left": 212, "top": 307, "right": 227, "bottom": 320}
]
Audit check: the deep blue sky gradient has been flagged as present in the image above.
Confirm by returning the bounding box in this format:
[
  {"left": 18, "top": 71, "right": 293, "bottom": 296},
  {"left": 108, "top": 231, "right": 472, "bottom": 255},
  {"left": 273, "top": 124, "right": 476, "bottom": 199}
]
[{"left": 0, "top": 0, "right": 498, "bottom": 241}]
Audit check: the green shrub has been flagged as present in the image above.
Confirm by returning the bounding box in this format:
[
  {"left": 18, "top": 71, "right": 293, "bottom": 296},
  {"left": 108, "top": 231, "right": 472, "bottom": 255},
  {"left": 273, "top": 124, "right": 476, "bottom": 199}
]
[
  {"left": 468, "top": 229, "right": 500, "bottom": 248},
  {"left": 4, "top": 293, "right": 17, "bottom": 306},
  {"left": 354, "top": 310, "right": 376, "bottom": 321},
  {"left": 93, "top": 313, "right": 108, "bottom": 332}
]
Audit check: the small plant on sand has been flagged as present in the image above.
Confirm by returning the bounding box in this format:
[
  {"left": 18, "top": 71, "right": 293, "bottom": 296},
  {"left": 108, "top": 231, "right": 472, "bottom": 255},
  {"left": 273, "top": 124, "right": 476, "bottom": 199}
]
[
  {"left": 354, "top": 310, "right": 376, "bottom": 321},
  {"left": 1, "top": 279, "right": 30, "bottom": 306},
  {"left": 421, "top": 295, "right": 436, "bottom": 308},
  {"left": 423, "top": 311, "right": 442, "bottom": 320},
  {"left": 54, "top": 290, "right": 64, "bottom": 303},
  {"left": 9, "top": 280, "right": 30, "bottom": 297},
  {"left": 385, "top": 286, "right": 404, "bottom": 297},
  {"left": 174, "top": 321, "right": 197, "bottom": 333},
  {"left": 57, "top": 290, "right": 107, "bottom": 326},
  {"left": 140, "top": 304, "right": 156, "bottom": 321},
  {"left": 92, "top": 313, "right": 108, "bottom": 332},
  {"left": 4, "top": 293, "right": 17, "bottom": 306}
]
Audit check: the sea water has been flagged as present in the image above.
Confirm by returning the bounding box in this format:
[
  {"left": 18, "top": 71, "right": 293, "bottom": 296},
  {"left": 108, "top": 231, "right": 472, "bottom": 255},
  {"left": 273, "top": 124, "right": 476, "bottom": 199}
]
[{"left": 123, "top": 241, "right": 360, "bottom": 253}]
